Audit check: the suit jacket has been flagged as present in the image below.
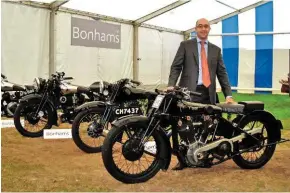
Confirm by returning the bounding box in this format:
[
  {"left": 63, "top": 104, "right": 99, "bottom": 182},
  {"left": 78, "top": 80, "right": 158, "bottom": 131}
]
[{"left": 168, "top": 38, "right": 232, "bottom": 104}]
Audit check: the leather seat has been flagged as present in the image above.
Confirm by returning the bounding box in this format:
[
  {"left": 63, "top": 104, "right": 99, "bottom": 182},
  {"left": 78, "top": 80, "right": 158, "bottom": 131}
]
[{"left": 238, "top": 101, "right": 264, "bottom": 112}]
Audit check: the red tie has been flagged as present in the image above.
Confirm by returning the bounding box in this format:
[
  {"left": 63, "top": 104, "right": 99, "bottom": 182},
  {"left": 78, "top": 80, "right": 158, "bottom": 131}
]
[{"left": 201, "top": 41, "right": 211, "bottom": 87}]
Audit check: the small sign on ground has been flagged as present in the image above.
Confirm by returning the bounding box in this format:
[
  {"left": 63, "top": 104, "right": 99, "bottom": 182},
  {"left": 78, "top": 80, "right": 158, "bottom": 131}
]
[
  {"left": 1, "top": 119, "right": 24, "bottom": 128},
  {"left": 43, "top": 129, "right": 72, "bottom": 139}
]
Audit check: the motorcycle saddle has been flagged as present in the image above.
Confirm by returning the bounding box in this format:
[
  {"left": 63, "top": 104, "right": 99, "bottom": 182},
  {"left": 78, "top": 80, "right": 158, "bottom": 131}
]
[{"left": 237, "top": 101, "right": 264, "bottom": 112}]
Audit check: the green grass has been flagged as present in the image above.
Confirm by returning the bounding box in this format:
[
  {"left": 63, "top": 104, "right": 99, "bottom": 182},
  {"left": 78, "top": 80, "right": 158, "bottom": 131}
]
[{"left": 217, "top": 92, "right": 290, "bottom": 129}]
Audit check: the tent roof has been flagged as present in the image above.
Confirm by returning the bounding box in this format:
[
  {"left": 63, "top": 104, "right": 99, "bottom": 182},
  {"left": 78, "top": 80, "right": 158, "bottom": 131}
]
[{"left": 13, "top": 0, "right": 265, "bottom": 32}]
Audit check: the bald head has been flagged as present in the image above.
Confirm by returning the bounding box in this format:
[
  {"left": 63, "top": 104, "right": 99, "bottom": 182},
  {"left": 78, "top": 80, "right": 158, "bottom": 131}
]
[
  {"left": 195, "top": 18, "right": 211, "bottom": 40},
  {"left": 196, "top": 18, "right": 210, "bottom": 26}
]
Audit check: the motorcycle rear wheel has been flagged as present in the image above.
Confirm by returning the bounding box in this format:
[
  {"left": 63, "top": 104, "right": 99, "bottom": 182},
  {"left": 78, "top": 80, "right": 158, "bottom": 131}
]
[{"left": 232, "top": 115, "right": 277, "bottom": 169}]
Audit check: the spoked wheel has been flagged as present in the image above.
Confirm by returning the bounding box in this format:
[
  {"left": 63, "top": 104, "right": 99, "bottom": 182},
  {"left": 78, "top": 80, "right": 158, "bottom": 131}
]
[
  {"left": 233, "top": 116, "right": 277, "bottom": 169},
  {"left": 102, "top": 121, "right": 167, "bottom": 184},
  {"left": 13, "top": 102, "right": 53, "bottom": 137},
  {"left": 72, "top": 107, "right": 107, "bottom": 153}
]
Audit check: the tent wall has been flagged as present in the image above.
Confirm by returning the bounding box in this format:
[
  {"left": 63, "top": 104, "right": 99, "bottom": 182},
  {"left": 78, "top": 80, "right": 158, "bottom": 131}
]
[
  {"left": 190, "top": 1, "right": 290, "bottom": 94},
  {"left": 55, "top": 13, "right": 183, "bottom": 87},
  {"left": 1, "top": 2, "right": 50, "bottom": 84},
  {"left": 138, "top": 27, "right": 183, "bottom": 88},
  {"left": 54, "top": 12, "right": 133, "bottom": 86}
]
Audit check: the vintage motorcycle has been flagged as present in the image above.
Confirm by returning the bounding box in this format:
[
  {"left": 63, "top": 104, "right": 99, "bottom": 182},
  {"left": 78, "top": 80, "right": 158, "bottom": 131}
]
[
  {"left": 101, "top": 86, "right": 286, "bottom": 184},
  {"left": 13, "top": 72, "right": 106, "bottom": 138},
  {"left": 71, "top": 78, "right": 157, "bottom": 153},
  {"left": 1, "top": 74, "right": 36, "bottom": 117}
]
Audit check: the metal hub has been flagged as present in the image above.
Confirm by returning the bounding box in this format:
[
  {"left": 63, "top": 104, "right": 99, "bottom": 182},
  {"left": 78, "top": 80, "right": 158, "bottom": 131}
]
[
  {"left": 122, "top": 139, "right": 144, "bottom": 162},
  {"left": 26, "top": 112, "right": 40, "bottom": 125},
  {"left": 87, "top": 122, "right": 103, "bottom": 138}
]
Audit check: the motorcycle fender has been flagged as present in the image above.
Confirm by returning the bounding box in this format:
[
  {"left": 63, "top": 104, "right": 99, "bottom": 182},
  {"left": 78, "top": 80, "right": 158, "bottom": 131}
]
[
  {"left": 111, "top": 115, "right": 172, "bottom": 170},
  {"left": 74, "top": 101, "right": 106, "bottom": 112},
  {"left": 19, "top": 94, "right": 58, "bottom": 126},
  {"left": 238, "top": 110, "right": 282, "bottom": 142},
  {"left": 19, "top": 93, "right": 43, "bottom": 103}
]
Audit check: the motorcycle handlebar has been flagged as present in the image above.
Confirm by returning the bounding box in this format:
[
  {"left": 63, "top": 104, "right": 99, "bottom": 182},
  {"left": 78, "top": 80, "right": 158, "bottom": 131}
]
[
  {"left": 189, "top": 91, "right": 202, "bottom": 97},
  {"left": 1, "top": 74, "right": 6, "bottom": 79},
  {"left": 63, "top": 77, "right": 73, "bottom": 80},
  {"left": 155, "top": 87, "right": 202, "bottom": 97}
]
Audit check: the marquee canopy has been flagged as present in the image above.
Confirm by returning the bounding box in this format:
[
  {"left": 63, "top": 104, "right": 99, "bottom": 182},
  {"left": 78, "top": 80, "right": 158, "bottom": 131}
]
[{"left": 8, "top": 0, "right": 268, "bottom": 34}]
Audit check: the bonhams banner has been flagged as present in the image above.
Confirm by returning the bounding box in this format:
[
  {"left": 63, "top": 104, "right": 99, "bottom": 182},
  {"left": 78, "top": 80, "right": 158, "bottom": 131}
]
[{"left": 71, "top": 17, "right": 121, "bottom": 49}]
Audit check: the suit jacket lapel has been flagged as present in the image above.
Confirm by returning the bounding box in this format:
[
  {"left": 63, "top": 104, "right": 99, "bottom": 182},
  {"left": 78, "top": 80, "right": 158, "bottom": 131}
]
[{"left": 192, "top": 38, "right": 199, "bottom": 65}]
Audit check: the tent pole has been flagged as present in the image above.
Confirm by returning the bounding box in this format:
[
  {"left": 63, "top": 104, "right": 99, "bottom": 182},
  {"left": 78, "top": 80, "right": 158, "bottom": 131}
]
[
  {"left": 49, "top": 10, "right": 56, "bottom": 76},
  {"left": 133, "top": 25, "right": 139, "bottom": 81}
]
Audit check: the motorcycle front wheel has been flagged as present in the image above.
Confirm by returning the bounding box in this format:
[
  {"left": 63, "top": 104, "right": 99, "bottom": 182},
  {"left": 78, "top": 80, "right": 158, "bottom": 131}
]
[
  {"left": 13, "top": 102, "right": 53, "bottom": 137},
  {"left": 71, "top": 107, "right": 107, "bottom": 153},
  {"left": 102, "top": 121, "right": 167, "bottom": 184}
]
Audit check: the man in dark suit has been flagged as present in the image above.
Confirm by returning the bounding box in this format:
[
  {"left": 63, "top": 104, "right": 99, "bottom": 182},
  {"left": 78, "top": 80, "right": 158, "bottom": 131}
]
[{"left": 167, "top": 18, "right": 235, "bottom": 170}]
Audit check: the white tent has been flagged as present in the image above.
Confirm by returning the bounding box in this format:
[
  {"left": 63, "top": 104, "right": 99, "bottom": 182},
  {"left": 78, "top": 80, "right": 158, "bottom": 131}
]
[{"left": 1, "top": 0, "right": 290, "bottom": 93}]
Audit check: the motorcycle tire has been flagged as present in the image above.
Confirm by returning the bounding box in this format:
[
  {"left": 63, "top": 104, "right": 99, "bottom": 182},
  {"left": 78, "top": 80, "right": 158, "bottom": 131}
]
[
  {"left": 102, "top": 121, "right": 167, "bottom": 184},
  {"left": 13, "top": 102, "right": 53, "bottom": 138},
  {"left": 71, "top": 107, "right": 106, "bottom": 153},
  {"left": 232, "top": 115, "right": 277, "bottom": 169}
]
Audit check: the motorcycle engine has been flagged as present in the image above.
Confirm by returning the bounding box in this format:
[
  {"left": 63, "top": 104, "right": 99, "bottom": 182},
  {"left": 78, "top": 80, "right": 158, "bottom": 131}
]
[
  {"left": 178, "top": 115, "right": 219, "bottom": 167},
  {"left": 59, "top": 94, "right": 83, "bottom": 107},
  {"left": 177, "top": 115, "right": 203, "bottom": 144}
]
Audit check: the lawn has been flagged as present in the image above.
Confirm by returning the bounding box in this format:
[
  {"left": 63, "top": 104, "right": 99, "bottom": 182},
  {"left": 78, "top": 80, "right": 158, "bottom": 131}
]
[{"left": 217, "top": 92, "right": 290, "bottom": 129}]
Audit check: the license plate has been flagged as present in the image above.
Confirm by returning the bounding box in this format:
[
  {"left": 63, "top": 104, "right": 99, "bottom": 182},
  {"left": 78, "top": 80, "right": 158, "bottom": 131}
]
[
  {"left": 114, "top": 107, "right": 141, "bottom": 115},
  {"left": 152, "top": 95, "right": 165, "bottom": 109}
]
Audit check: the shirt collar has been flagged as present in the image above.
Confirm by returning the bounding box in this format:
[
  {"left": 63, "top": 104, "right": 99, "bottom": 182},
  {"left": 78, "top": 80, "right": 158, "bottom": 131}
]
[{"left": 196, "top": 36, "right": 208, "bottom": 44}]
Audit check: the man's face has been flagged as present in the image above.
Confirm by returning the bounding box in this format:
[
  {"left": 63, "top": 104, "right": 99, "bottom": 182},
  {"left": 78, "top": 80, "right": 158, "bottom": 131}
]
[{"left": 196, "top": 19, "right": 211, "bottom": 40}]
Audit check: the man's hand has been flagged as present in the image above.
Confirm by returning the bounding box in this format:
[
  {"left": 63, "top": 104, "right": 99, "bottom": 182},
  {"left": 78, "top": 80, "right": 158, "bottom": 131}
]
[{"left": 226, "top": 96, "right": 235, "bottom": 104}]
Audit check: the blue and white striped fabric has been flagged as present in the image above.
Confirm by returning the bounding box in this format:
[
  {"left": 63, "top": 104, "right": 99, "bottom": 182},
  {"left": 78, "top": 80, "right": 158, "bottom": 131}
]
[{"left": 191, "top": 0, "right": 290, "bottom": 94}]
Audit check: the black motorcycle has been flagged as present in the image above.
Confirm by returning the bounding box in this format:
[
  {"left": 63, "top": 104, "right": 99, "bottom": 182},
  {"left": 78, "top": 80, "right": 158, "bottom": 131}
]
[
  {"left": 13, "top": 72, "right": 104, "bottom": 138},
  {"left": 101, "top": 86, "right": 286, "bottom": 184},
  {"left": 1, "top": 74, "right": 36, "bottom": 117},
  {"left": 71, "top": 78, "right": 157, "bottom": 153}
]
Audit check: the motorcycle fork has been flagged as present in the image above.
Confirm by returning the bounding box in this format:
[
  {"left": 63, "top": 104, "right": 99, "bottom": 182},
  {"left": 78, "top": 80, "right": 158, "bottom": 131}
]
[
  {"left": 34, "top": 94, "right": 49, "bottom": 118},
  {"left": 93, "top": 104, "right": 113, "bottom": 130}
]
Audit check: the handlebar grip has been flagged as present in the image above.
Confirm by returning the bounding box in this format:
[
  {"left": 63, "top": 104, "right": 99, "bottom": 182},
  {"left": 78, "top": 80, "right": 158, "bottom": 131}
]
[
  {"left": 190, "top": 91, "right": 202, "bottom": 97},
  {"left": 155, "top": 88, "right": 164, "bottom": 94}
]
